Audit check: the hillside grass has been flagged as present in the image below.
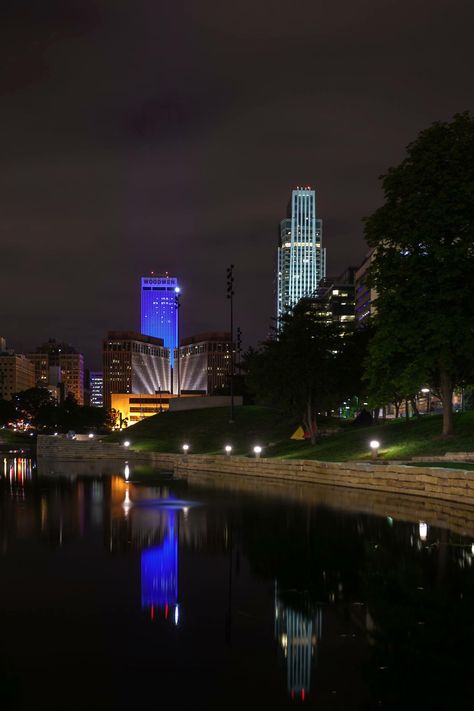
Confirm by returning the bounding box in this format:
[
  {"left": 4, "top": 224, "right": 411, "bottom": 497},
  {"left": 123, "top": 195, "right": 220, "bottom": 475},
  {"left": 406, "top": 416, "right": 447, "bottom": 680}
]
[
  {"left": 0, "top": 430, "right": 34, "bottom": 448},
  {"left": 107, "top": 407, "right": 474, "bottom": 462}
]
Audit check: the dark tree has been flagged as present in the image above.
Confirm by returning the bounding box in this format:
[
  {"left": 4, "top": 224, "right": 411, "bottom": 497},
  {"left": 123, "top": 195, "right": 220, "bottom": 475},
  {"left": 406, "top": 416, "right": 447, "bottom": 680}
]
[
  {"left": 365, "top": 112, "right": 474, "bottom": 436},
  {"left": 0, "top": 399, "right": 16, "bottom": 426},
  {"left": 244, "top": 304, "right": 342, "bottom": 443},
  {"left": 13, "top": 387, "right": 56, "bottom": 425}
]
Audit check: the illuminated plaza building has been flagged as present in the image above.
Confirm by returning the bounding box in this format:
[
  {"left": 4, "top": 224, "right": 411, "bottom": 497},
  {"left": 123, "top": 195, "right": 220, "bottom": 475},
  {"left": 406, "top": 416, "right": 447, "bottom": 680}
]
[
  {"left": 103, "top": 331, "right": 170, "bottom": 409},
  {"left": 141, "top": 275, "right": 179, "bottom": 367},
  {"left": 277, "top": 187, "right": 326, "bottom": 325},
  {"left": 174, "top": 332, "right": 233, "bottom": 394}
]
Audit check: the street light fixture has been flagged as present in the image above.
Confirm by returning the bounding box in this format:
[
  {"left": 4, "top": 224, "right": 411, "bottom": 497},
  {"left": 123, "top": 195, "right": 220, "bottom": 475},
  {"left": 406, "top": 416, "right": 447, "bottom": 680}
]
[
  {"left": 182, "top": 444, "right": 189, "bottom": 454},
  {"left": 253, "top": 445, "right": 262, "bottom": 459},
  {"left": 123, "top": 440, "right": 130, "bottom": 448},
  {"left": 369, "top": 440, "right": 380, "bottom": 459},
  {"left": 225, "top": 445, "right": 232, "bottom": 455}
]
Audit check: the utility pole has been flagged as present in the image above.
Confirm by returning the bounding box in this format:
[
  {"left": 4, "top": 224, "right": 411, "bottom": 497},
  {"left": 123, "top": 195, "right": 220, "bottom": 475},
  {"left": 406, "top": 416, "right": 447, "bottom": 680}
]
[{"left": 226, "top": 265, "right": 235, "bottom": 423}]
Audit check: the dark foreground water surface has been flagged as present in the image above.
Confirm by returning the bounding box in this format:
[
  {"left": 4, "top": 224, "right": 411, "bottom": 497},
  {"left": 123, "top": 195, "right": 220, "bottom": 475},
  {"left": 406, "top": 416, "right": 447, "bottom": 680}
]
[{"left": 2, "top": 454, "right": 474, "bottom": 710}]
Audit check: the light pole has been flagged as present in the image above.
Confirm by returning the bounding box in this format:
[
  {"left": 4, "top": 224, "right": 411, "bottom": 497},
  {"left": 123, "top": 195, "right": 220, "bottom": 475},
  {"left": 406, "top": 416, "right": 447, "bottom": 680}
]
[
  {"left": 226, "top": 265, "right": 235, "bottom": 423},
  {"left": 175, "top": 287, "right": 181, "bottom": 397},
  {"left": 421, "top": 388, "right": 430, "bottom": 414},
  {"left": 236, "top": 326, "right": 242, "bottom": 369},
  {"left": 155, "top": 387, "right": 162, "bottom": 414}
]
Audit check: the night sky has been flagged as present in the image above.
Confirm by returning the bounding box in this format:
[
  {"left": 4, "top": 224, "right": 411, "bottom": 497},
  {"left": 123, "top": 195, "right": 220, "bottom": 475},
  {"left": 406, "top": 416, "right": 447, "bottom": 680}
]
[{"left": 2, "top": 0, "right": 474, "bottom": 369}]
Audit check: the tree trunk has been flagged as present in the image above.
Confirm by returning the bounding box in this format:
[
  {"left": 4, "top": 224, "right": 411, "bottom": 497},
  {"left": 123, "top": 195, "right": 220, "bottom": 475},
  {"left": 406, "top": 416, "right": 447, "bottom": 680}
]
[
  {"left": 440, "top": 369, "right": 454, "bottom": 436},
  {"left": 405, "top": 399, "right": 409, "bottom": 422},
  {"left": 303, "top": 396, "right": 317, "bottom": 445},
  {"left": 410, "top": 397, "right": 419, "bottom": 417},
  {"left": 395, "top": 402, "right": 400, "bottom": 419}
]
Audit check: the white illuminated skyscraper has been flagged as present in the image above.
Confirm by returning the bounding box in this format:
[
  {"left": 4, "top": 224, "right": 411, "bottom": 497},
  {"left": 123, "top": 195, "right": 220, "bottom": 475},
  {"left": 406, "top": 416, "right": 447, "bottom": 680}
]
[{"left": 277, "top": 187, "right": 326, "bottom": 324}]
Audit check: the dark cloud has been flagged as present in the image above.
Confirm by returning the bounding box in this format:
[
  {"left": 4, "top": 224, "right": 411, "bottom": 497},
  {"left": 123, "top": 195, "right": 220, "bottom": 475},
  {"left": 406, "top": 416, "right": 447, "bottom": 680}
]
[{"left": 1, "top": 0, "right": 474, "bottom": 367}]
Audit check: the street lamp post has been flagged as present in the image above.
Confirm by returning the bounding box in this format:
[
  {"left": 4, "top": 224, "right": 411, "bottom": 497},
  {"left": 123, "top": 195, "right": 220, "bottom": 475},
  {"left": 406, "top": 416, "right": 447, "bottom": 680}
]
[
  {"left": 421, "top": 388, "right": 430, "bottom": 414},
  {"left": 226, "top": 265, "right": 235, "bottom": 423},
  {"left": 175, "top": 288, "right": 181, "bottom": 397},
  {"left": 155, "top": 387, "right": 162, "bottom": 414}
]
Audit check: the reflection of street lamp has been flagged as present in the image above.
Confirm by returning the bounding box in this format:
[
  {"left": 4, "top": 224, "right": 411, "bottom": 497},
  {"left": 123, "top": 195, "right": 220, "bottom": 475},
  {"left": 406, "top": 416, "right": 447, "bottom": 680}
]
[
  {"left": 370, "top": 440, "right": 380, "bottom": 459},
  {"left": 419, "top": 521, "right": 428, "bottom": 541},
  {"left": 421, "top": 388, "right": 430, "bottom": 414}
]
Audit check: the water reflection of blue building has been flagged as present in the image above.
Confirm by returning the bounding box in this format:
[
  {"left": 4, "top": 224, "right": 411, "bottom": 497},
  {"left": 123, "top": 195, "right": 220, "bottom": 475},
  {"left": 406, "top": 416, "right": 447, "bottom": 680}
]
[
  {"left": 141, "top": 510, "right": 178, "bottom": 623},
  {"left": 275, "top": 583, "right": 322, "bottom": 701}
]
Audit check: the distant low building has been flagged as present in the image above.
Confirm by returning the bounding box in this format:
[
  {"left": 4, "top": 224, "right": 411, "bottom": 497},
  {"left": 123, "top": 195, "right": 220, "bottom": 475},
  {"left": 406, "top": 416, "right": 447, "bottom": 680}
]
[
  {"left": 111, "top": 392, "right": 197, "bottom": 425},
  {"left": 0, "top": 352, "right": 36, "bottom": 400},
  {"left": 174, "top": 332, "right": 233, "bottom": 395}
]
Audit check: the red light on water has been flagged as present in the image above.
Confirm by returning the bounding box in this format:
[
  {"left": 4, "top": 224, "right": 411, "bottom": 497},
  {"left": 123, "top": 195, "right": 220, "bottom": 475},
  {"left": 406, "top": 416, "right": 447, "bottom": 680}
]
[{"left": 302, "top": 689, "right": 305, "bottom": 702}]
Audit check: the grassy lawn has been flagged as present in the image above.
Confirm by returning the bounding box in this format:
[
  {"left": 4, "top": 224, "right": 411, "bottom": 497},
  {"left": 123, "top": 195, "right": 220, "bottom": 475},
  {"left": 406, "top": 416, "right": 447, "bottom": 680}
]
[
  {"left": 107, "top": 406, "right": 474, "bottom": 462},
  {"left": 108, "top": 406, "right": 302, "bottom": 455},
  {"left": 407, "top": 461, "right": 474, "bottom": 470},
  {"left": 0, "top": 430, "right": 34, "bottom": 448}
]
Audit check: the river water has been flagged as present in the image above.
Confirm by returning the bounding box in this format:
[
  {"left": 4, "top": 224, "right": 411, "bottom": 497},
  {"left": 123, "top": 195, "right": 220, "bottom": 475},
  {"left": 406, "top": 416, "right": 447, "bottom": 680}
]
[{"left": 1, "top": 453, "right": 474, "bottom": 710}]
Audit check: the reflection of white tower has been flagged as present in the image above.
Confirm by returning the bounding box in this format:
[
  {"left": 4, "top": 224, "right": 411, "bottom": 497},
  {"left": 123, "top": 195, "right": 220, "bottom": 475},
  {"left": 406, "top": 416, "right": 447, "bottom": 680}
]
[{"left": 275, "top": 583, "right": 322, "bottom": 700}]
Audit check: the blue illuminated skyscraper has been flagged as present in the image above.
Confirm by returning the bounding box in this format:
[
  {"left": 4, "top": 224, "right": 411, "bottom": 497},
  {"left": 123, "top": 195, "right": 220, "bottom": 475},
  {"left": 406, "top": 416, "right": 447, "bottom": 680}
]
[
  {"left": 141, "top": 275, "right": 179, "bottom": 367},
  {"left": 277, "top": 187, "right": 326, "bottom": 324}
]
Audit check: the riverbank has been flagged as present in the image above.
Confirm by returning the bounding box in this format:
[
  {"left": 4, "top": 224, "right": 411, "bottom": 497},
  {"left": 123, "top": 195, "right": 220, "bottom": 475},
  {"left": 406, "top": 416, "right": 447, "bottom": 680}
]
[{"left": 36, "top": 435, "right": 474, "bottom": 508}]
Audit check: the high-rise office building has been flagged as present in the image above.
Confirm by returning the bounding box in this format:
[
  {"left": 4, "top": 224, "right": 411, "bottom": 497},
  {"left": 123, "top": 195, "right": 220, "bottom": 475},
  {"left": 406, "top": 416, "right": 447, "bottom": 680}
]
[
  {"left": 89, "top": 371, "right": 104, "bottom": 408},
  {"left": 355, "top": 249, "right": 377, "bottom": 326},
  {"left": 27, "top": 340, "right": 84, "bottom": 405},
  {"left": 277, "top": 187, "right": 326, "bottom": 324},
  {"left": 303, "top": 267, "right": 357, "bottom": 333},
  {"left": 141, "top": 275, "right": 179, "bottom": 367}
]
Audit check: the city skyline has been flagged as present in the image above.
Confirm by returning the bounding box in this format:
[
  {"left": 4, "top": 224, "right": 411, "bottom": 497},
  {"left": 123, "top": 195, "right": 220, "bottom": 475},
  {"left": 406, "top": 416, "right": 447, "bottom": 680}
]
[{"left": 2, "top": 1, "right": 473, "bottom": 369}]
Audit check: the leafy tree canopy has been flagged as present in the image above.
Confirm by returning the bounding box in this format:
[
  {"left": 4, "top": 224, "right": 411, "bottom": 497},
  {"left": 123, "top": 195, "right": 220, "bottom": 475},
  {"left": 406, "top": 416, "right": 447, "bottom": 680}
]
[{"left": 365, "top": 112, "right": 474, "bottom": 435}]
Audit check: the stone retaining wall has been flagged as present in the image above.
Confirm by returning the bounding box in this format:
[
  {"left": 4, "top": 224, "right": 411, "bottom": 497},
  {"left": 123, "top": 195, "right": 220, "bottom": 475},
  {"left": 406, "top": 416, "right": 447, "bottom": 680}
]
[
  {"left": 36, "top": 436, "right": 474, "bottom": 507},
  {"left": 173, "top": 454, "right": 474, "bottom": 508}
]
